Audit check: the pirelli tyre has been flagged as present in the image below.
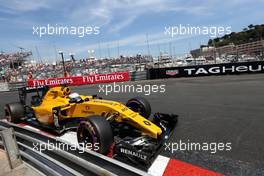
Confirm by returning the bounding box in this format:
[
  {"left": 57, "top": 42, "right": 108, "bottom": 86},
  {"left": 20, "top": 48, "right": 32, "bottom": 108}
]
[
  {"left": 4, "top": 102, "right": 24, "bottom": 123},
  {"left": 126, "top": 97, "right": 151, "bottom": 118},
  {"left": 77, "top": 116, "right": 114, "bottom": 154}
]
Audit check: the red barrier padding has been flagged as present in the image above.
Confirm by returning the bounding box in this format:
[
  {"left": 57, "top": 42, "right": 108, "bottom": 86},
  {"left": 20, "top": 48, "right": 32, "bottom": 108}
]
[
  {"left": 163, "top": 159, "right": 223, "bottom": 176},
  {"left": 27, "top": 72, "right": 130, "bottom": 87}
]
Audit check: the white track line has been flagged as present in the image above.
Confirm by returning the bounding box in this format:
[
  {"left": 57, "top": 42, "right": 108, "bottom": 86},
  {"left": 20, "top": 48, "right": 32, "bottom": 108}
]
[{"left": 148, "top": 155, "right": 170, "bottom": 176}]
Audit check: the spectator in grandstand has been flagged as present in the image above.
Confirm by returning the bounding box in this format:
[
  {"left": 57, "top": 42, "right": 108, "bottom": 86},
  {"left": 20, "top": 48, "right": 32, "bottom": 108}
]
[
  {"left": 0, "top": 51, "right": 153, "bottom": 81},
  {"left": 27, "top": 72, "right": 33, "bottom": 80}
]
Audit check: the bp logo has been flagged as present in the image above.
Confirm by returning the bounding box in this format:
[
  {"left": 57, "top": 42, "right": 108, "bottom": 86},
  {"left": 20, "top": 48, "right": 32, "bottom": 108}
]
[{"left": 166, "top": 69, "right": 179, "bottom": 76}]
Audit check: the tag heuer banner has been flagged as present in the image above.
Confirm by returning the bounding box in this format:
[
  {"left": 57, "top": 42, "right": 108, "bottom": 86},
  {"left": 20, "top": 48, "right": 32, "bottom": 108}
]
[{"left": 149, "top": 61, "right": 264, "bottom": 79}]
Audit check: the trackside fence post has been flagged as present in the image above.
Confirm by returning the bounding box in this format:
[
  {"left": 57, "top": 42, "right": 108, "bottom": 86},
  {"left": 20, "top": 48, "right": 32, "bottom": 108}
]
[{"left": 0, "top": 128, "right": 22, "bottom": 169}]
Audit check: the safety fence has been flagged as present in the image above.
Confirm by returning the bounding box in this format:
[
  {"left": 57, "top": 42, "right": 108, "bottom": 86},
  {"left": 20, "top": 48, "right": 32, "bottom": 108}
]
[
  {"left": 0, "top": 82, "right": 27, "bottom": 92},
  {"left": 0, "top": 82, "right": 9, "bottom": 92},
  {"left": 1, "top": 61, "right": 264, "bottom": 92},
  {"left": 8, "top": 82, "right": 27, "bottom": 91},
  {"left": 130, "top": 71, "right": 148, "bottom": 81},
  {"left": 27, "top": 72, "right": 130, "bottom": 87},
  {"left": 148, "top": 61, "right": 264, "bottom": 79},
  {"left": 0, "top": 121, "right": 149, "bottom": 176}
]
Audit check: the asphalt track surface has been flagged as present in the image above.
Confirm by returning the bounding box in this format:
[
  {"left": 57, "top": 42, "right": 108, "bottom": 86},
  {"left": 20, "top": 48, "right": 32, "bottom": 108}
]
[{"left": 1, "top": 74, "right": 264, "bottom": 175}]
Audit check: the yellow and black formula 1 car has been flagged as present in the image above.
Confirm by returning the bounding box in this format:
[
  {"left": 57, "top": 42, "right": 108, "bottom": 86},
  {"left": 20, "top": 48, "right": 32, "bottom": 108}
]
[{"left": 5, "top": 85, "right": 177, "bottom": 167}]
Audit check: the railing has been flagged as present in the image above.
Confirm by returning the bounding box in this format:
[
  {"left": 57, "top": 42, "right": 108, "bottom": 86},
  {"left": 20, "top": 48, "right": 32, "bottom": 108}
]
[
  {"left": 0, "top": 82, "right": 9, "bottom": 92},
  {"left": 0, "top": 71, "right": 149, "bottom": 92},
  {"left": 0, "top": 121, "right": 150, "bottom": 176},
  {"left": 2, "top": 61, "right": 264, "bottom": 92},
  {"left": 7, "top": 82, "right": 26, "bottom": 91},
  {"left": 130, "top": 71, "right": 148, "bottom": 81}
]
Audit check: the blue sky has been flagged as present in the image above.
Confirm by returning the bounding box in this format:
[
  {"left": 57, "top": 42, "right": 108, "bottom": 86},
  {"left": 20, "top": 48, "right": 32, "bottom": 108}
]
[{"left": 0, "top": 0, "right": 264, "bottom": 62}]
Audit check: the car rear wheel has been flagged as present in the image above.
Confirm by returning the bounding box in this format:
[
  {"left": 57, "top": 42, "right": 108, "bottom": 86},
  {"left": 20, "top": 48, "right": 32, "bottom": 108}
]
[
  {"left": 126, "top": 97, "right": 151, "bottom": 118},
  {"left": 77, "top": 116, "right": 113, "bottom": 154},
  {"left": 5, "top": 102, "right": 24, "bottom": 123}
]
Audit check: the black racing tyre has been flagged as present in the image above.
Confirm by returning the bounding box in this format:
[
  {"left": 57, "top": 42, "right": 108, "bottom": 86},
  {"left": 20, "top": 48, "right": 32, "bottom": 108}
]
[
  {"left": 126, "top": 97, "right": 151, "bottom": 118},
  {"left": 4, "top": 102, "right": 24, "bottom": 123},
  {"left": 77, "top": 116, "right": 113, "bottom": 154}
]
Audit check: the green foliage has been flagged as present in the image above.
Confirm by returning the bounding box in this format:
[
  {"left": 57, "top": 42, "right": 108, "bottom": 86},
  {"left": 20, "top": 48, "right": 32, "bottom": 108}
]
[{"left": 208, "top": 24, "right": 264, "bottom": 47}]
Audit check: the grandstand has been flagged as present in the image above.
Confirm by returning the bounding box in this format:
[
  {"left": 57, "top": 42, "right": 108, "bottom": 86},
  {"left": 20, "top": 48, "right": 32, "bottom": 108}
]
[
  {"left": 0, "top": 51, "right": 153, "bottom": 82},
  {"left": 0, "top": 51, "right": 32, "bottom": 82}
]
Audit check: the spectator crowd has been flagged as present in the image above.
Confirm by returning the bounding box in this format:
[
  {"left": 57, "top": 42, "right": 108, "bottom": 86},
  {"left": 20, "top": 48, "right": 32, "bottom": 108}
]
[{"left": 0, "top": 52, "right": 152, "bottom": 82}]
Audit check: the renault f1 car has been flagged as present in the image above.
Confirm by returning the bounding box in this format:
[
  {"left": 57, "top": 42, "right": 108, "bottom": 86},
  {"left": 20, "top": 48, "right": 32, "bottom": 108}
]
[{"left": 4, "top": 85, "right": 177, "bottom": 167}]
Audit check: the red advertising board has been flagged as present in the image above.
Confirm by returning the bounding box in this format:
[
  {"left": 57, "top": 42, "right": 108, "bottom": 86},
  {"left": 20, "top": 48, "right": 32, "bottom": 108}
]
[{"left": 27, "top": 72, "right": 130, "bottom": 87}]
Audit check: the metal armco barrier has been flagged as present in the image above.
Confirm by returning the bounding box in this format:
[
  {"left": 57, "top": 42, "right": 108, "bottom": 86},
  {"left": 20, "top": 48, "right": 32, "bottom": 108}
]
[
  {"left": 148, "top": 61, "right": 264, "bottom": 79},
  {"left": 0, "top": 82, "right": 9, "bottom": 92},
  {"left": 0, "top": 128, "right": 23, "bottom": 169},
  {"left": 0, "top": 121, "right": 150, "bottom": 176},
  {"left": 27, "top": 72, "right": 130, "bottom": 87},
  {"left": 8, "top": 82, "right": 26, "bottom": 91},
  {"left": 130, "top": 71, "right": 147, "bottom": 81},
  {"left": 4, "top": 61, "right": 263, "bottom": 92}
]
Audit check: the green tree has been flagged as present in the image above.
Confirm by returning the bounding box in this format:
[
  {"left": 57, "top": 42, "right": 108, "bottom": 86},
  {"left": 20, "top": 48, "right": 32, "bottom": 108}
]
[
  {"left": 248, "top": 24, "right": 254, "bottom": 29},
  {"left": 207, "top": 24, "right": 264, "bottom": 46}
]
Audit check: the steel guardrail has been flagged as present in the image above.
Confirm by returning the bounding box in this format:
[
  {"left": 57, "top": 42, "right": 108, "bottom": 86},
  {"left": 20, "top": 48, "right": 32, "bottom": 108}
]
[
  {"left": 0, "top": 126, "right": 89, "bottom": 176},
  {"left": 8, "top": 82, "right": 26, "bottom": 91},
  {"left": 0, "top": 121, "right": 151, "bottom": 176}
]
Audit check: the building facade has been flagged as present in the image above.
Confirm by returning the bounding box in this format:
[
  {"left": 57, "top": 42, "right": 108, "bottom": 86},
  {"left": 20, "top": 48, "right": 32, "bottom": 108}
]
[{"left": 191, "top": 40, "right": 264, "bottom": 57}]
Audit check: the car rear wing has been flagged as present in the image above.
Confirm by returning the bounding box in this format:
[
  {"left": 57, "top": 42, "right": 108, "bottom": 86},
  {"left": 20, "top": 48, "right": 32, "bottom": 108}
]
[{"left": 18, "top": 86, "right": 50, "bottom": 105}]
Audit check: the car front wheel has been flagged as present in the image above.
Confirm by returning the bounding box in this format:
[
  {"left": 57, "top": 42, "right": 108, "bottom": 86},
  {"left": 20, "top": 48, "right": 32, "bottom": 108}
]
[{"left": 77, "top": 116, "right": 113, "bottom": 154}]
